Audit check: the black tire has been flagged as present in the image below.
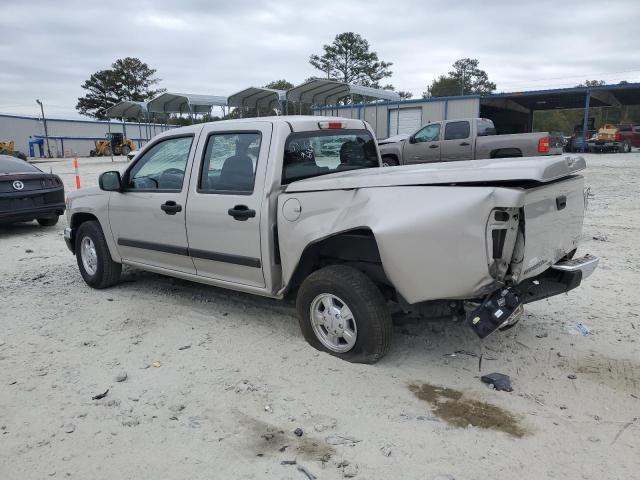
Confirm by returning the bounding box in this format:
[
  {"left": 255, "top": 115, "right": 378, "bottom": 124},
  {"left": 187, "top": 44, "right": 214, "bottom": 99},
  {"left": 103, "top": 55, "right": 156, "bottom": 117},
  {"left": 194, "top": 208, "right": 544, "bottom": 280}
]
[
  {"left": 296, "top": 265, "right": 392, "bottom": 363},
  {"left": 381, "top": 156, "right": 398, "bottom": 167},
  {"left": 121, "top": 145, "right": 131, "bottom": 156},
  {"left": 75, "top": 220, "right": 121, "bottom": 289},
  {"left": 37, "top": 216, "right": 59, "bottom": 226},
  {"left": 623, "top": 141, "right": 631, "bottom": 153}
]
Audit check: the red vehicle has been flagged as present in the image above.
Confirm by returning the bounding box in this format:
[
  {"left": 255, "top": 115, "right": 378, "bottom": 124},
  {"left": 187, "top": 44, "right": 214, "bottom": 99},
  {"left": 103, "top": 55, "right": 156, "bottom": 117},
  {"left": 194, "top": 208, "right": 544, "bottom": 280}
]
[{"left": 587, "top": 124, "right": 640, "bottom": 153}]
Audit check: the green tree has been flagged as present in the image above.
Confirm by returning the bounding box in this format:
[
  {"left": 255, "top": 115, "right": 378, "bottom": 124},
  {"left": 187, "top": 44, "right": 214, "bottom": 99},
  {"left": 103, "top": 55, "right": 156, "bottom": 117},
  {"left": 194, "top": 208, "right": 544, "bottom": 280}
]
[
  {"left": 264, "top": 79, "right": 294, "bottom": 90},
  {"left": 112, "top": 57, "right": 164, "bottom": 101},
  {"left": 75, "top": 69, "right": 119, "bottom": 119},
  {"left": 423, "top": 58, "right": 495, "bottom": 98},
  {"left": 448, "top": 58, "right": 496, "bottom": 95},
  {"left": 423, "top": 75, "right": 462, "bottom": 98},
  {"left": 76, "top": 57, "right": 163, "bottom": 119},
  {"left": 576, "top": 79, "right": 606, "bottom": 87},
  {"left": 309, "top": 32, "right": 393, "bottom": 88}
]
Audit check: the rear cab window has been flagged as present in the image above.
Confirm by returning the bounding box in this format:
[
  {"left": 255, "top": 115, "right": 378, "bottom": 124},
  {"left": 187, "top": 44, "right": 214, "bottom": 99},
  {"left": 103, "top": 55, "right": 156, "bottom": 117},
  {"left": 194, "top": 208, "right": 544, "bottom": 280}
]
[
  {"left": 476, "top": 119, "right": 496, "bottom": 136},
  {"left": 282, "top": 129, "right": 379, "bottom": 184}
]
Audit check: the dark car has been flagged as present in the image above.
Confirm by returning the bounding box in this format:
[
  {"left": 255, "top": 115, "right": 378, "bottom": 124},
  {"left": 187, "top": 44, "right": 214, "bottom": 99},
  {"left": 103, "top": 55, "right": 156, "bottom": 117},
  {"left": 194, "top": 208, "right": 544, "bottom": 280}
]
[{"left": 0, "top": 155, "right": 65, "bottom": 226}]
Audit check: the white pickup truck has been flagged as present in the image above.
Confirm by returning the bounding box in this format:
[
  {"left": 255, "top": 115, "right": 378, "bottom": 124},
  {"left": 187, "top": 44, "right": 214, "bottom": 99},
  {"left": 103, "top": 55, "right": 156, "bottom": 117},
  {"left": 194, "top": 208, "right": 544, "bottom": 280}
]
[{"left": 64, "top": 116, "right": 597, "bottom": 363}]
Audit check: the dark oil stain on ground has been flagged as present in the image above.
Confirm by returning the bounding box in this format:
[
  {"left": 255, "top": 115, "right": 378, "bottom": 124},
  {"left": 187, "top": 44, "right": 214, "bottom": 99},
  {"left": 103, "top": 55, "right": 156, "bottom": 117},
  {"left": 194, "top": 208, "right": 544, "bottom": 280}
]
[
  {"left": 409, "top": 383, "right": 527, "bottom": 438},
  {"left": 241, "top": 414, "right": 334, "bottom": 461}
]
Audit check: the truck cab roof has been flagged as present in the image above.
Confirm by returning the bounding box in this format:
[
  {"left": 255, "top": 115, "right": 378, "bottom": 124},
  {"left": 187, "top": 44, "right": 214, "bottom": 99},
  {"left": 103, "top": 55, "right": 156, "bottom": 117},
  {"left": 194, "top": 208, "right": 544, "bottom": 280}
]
[{"left": 165, "top": 116, "right": 369, "bottom": 135}]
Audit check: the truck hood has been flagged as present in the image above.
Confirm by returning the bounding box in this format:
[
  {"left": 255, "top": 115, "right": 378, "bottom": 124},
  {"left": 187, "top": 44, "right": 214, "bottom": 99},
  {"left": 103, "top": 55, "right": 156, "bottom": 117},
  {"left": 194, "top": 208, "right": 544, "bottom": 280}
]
[{"left": 284, "top": 155, "right": 586, "bottom": 193}]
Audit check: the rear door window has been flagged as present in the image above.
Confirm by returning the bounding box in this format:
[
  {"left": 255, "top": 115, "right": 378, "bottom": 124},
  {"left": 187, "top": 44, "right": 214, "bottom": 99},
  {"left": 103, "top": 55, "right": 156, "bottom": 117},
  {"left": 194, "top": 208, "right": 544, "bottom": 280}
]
[
  {"left": 444, "top": 121, "right": 471, "bottom": 140},
  {"left": 199, "top": 132, "right": 262, "bottom": 194}
]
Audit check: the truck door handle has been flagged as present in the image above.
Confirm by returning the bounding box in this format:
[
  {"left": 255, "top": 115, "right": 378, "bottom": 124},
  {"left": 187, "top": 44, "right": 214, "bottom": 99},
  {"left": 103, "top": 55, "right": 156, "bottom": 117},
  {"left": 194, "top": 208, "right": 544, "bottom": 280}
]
[
  {"left": 556, "top": 195, "right": 567, "bottom": 210},
  {"left": 429, "top": 144, "right": 439, "bottom": 149},
  {"left": 228, "top": 205, "right": 256, "bottom": 221},
  {"left": 161, "top": 200, "right": 182, "bottom": 215},
  {"left": 460, "top": 142, "right": 470, "bottom": 146}
]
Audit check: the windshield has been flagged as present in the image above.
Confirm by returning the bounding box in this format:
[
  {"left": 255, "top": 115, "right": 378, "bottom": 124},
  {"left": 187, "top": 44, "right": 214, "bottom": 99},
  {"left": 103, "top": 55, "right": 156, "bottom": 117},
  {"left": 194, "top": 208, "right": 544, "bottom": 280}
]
[{"left": 282, "top": 130, "right": 379, "bottom": 184}]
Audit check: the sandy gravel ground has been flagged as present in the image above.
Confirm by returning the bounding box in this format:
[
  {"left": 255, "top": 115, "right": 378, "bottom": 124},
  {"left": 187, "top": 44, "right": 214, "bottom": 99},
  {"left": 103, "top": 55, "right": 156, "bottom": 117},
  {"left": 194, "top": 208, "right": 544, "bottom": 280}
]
[{"left": 1, "top": 153, "right": 639, "bottom": 480}]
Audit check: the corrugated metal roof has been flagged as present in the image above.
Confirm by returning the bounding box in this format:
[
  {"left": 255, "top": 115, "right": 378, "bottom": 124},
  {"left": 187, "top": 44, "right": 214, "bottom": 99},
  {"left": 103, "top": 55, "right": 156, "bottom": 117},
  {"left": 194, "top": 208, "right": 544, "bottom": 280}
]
[
  {"left": 147, "top": 92, "right": 228, "bottom": 114},
  {"left": 105, "top": 101, "right": 147, "bottom": 119},
  {"left": 287, "top": 79, "right": 401, "bottom": 104},
  {"left": 227, "top": 87, "right": 286, "bottom": 111}
]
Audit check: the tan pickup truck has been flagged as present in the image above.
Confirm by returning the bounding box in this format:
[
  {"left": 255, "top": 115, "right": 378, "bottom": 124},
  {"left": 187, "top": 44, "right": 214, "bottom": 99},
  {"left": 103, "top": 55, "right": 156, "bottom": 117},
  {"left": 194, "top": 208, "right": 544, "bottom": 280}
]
[
  {"left": 63, "top": 116, "right": 597, "bottom": 363},
  {"left": 378, "top": 118, "right": 563, "bottom": 166}
]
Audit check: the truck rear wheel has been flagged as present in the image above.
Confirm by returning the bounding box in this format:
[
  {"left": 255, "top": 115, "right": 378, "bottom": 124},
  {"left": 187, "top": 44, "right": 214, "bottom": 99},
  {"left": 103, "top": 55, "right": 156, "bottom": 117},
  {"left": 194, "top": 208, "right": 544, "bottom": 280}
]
[{"left": 296, "top": 265, "right": 392, "bottom": 363}]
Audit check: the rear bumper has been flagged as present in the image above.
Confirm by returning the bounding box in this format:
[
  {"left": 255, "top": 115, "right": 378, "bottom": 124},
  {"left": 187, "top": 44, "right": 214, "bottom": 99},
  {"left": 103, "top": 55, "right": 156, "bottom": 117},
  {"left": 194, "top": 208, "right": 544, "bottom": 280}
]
[
  {"left": 0, "top": 202, "right": 65, "bottom": 223},
  {"left": 515, "top": 254, "right": 598, "bottom": 303},
  {"left": 468, "top": 255, "right": 598, "bottom": 338}
]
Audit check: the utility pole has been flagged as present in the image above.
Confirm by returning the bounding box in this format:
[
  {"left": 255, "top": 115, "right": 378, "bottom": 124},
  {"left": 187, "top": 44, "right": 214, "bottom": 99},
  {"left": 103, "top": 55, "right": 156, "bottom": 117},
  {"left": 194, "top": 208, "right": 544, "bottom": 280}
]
[{"left": 36, "top": 99, "right": 52, "bottom": 158}]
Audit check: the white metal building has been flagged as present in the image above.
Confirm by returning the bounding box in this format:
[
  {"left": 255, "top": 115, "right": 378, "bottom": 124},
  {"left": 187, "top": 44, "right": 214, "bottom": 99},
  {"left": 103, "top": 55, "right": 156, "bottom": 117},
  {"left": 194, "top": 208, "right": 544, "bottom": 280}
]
[
  {"left": 0, "top": 113, "right": 168, "bottom": 157},
  {"left": 314, "top": 95, "right": 481, "bottom": 139}
]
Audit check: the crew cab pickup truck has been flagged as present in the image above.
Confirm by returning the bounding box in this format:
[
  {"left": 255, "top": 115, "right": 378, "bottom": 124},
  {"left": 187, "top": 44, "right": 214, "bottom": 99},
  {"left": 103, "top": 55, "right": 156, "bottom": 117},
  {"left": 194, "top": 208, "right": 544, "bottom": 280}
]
[
  {"left": 63, "top": 116, "right": 597, "bottom": 363},
  {"left": 378, "top": 118, "right": 563, "bottom": 166}
]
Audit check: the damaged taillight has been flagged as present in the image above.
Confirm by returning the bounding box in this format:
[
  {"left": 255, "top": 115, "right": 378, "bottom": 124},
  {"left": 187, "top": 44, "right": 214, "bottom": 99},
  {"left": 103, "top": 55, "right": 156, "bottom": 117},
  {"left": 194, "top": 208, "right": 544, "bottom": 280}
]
[{"left": 538, "top": 136, "right": 550, "bottom": 153}]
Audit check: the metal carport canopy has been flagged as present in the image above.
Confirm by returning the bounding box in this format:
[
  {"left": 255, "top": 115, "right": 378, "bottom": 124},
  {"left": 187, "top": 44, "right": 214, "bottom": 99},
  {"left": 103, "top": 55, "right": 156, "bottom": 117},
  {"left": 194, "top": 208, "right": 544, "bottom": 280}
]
[
  {"left": 105, "top": 101, "right": 147, "bottom": 119},
  {"left": 482, "top": 82, "right": 640, "bottom": 111},
  {"left": 146, "top": 92, "right": 228, "bottom": 114},
  {"left": 227, "top": 87, "right": 286, "bottom": 111},
  {"left": 287, "top": 78, "right": 401, "bottom": 105}
]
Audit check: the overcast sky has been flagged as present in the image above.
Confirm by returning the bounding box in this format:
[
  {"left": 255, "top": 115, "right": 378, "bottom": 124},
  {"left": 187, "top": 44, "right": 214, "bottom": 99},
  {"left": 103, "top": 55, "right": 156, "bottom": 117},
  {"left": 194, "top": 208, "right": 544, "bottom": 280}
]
[{"left": 1, "top": 0, "right": 639, "bottom": 118}]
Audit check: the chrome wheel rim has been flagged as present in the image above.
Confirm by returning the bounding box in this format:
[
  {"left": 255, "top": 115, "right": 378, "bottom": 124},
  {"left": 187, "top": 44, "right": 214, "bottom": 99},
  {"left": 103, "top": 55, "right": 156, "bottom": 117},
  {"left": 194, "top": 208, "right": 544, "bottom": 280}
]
[
  {"left": 80, "top": 237, "right": 98, "bottom": 276},
  {"left": 309, "top": 293, "right": 357, "bottom": 353}
]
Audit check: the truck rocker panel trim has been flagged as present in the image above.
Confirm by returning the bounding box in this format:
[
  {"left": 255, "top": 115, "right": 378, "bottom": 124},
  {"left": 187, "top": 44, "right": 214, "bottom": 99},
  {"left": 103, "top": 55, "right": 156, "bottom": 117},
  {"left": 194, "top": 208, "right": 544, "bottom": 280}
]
[{"left": 117, "top": 237, "right": 262, "bottom": 268}]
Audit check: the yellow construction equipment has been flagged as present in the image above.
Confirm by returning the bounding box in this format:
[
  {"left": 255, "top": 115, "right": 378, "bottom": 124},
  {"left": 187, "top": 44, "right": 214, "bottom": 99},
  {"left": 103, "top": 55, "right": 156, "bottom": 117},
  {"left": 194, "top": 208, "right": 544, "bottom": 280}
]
[
  {"left": 593, "top": 124, "right": 618, "bottom": 142},
  {"left": 90, "top": 133, "right": 135, "bottom": 157},
  {"left": 0, "top": 140, "right": 16, "bottom": 155},
  {"left": 0, "top": 140, "right": 27, "bottom": 160}
]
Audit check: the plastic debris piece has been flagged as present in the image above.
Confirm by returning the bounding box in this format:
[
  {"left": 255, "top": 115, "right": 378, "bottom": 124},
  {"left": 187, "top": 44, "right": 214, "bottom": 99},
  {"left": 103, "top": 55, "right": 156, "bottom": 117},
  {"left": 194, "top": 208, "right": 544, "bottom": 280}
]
[
  {"left": 480, "top": 373, "right": 513, "bottom": 392},
  {"left": 152, "top": 361, "right": 161, "bottom": 368},
  {"left": 293, "top": 427, "right": 303, "bottom": 437},
  {"left": 576, "top": 323, "right": 591, "bottom": 336},
  {"left": 91, "top": 389, "right": 109, "bottom": 400},
  {"left": 296, "top": 465, "right": 316, "bottom": 480}
]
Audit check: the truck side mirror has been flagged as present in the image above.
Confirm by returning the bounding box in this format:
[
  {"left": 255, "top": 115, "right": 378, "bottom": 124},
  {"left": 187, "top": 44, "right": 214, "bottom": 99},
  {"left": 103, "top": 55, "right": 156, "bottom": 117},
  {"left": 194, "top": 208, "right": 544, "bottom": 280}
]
[
  {"left": 408, "top": 135, "right": 416, "bottom": 144},
  {"left": 99, "top": 171, "right": 122, "bottom": 191}
]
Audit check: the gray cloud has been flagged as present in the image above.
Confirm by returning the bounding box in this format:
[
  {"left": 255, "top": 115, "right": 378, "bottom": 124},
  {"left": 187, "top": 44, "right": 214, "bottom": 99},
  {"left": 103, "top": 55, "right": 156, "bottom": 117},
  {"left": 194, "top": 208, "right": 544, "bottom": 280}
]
[{"left": 1, "top": 0, "right": 639, "bottom": 117}]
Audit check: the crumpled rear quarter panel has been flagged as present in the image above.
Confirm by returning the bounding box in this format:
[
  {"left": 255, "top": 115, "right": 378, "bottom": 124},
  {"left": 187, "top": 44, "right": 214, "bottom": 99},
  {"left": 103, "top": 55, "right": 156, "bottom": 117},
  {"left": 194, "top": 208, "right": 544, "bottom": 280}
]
[{"left": 278, "top": 186, "right": 525, "bottom": 304}]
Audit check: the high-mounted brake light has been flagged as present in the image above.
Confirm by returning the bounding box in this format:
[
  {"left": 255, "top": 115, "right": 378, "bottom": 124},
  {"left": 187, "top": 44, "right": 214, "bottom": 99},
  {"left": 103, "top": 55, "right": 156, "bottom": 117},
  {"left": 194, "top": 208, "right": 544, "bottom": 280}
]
[
  {"left": 538, "top": 136, "right": 550, "bottom": 153},
  {"left": 318, "top": 121, "right": 346, "bottom": 129}
]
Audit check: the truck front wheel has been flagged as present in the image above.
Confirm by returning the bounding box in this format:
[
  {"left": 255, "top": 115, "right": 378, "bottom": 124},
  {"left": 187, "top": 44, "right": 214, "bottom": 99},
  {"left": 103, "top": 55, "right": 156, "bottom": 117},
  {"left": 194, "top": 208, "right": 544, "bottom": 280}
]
[
  {"left": 75, "top": 221, "right": 122, "bottom": 289},
  {"left": 296, "top": 265, "right": 392, "bottom": 363}
]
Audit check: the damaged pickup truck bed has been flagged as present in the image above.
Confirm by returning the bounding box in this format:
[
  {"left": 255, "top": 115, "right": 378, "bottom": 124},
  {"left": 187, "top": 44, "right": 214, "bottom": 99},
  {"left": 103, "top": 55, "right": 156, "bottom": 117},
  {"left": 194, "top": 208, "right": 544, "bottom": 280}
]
[{"left": 63, "top": 116, "right": 598, "bottom": 363}]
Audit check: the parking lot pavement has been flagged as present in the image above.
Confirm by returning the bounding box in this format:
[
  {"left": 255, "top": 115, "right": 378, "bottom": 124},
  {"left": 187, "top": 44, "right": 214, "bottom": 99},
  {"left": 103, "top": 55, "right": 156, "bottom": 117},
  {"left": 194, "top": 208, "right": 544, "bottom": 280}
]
[{"left": 1, "top": 153, "right": 639, "bottom": 479}]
